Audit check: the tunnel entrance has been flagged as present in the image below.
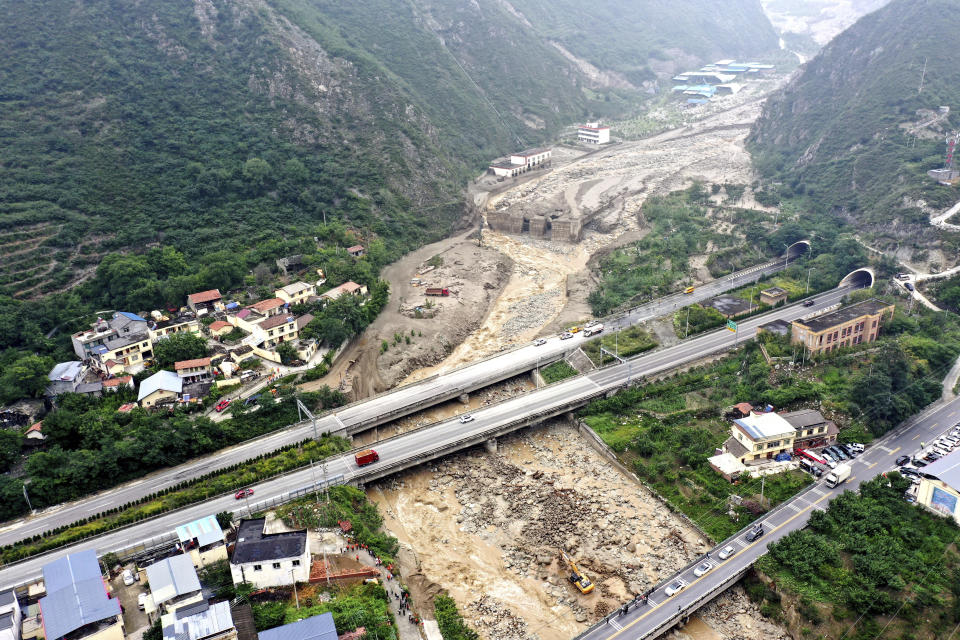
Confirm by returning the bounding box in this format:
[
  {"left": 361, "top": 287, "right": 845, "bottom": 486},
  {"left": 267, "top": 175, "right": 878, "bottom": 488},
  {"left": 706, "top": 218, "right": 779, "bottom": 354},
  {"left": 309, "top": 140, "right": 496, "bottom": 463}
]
[
  {"left": 785, "top": 240, "right": 811, "bottom": 260},
  {"left": 839, "top": 267, "right": 875, "bottom": 289}
]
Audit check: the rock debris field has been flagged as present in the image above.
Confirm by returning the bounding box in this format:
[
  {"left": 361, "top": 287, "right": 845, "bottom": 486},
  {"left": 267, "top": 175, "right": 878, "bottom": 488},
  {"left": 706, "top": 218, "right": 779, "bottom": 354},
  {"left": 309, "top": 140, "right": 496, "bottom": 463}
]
[{"left": 369, "top": 421, "right": 788, "bottom": 640}]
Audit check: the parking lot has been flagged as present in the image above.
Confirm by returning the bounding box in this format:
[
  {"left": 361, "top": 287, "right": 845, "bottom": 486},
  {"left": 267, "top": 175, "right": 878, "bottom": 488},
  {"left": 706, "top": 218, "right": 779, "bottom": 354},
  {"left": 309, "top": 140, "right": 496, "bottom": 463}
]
[{"left": 108, "top": 564, "right": 150, "bottom": 635}]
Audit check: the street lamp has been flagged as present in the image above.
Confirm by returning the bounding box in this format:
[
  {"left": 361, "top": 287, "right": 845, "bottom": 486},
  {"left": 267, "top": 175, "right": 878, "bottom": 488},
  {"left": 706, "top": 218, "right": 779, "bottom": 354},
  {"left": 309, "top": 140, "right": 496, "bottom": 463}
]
[
  {"left": 806, "top": 267, "right": 815, "bottom": 294},
  {"left": 291, "top": 568, "right": 300, "bottom": 609}
]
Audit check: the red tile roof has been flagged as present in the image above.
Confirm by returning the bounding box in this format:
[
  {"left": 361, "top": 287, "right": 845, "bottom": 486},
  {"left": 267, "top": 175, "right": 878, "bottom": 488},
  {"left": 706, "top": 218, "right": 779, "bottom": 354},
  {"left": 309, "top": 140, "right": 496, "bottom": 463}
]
[
  {"left": 209, "top": 321, "right": 231, "bottom": 331},
  {"left": 26, "top": 422, "right": 42, "bottom": 433},
  {"left": 259, "top": 314, "right": 296, "bottom": 331},
  {"left": 103, "top": 376, "right": 133, "bottom": 388},
  {"left": 187, "top": 289, "right": 222, "bottom": 304},
  {"left": 117, "top": 403, "right": 137, "bottom": 413},
  {"left": 174, "top": 357, "right": 212, "bottom": 370},
  {"left": 347, "top": 245, "right": 364, "bottom": 253},
  {"left": 249, "top": 298, "right": 286, "bottom": 313}
]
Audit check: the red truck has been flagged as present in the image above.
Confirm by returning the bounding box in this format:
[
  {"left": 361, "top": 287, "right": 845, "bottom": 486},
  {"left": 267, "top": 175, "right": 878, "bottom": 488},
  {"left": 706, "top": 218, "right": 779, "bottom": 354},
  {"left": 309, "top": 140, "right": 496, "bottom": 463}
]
[
  {"left": 425, "top": 288, "right": 449, "bottom": 296},
  {"left": 355, "top": 449, "right": 380, "bottom": 466}
]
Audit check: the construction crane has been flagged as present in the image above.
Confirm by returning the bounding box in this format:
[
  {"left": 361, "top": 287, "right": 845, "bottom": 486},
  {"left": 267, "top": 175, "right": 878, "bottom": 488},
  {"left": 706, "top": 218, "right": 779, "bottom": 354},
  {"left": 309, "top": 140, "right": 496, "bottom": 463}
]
[{"left": 560, "top": 550, "right": 595, "bottom": 594}]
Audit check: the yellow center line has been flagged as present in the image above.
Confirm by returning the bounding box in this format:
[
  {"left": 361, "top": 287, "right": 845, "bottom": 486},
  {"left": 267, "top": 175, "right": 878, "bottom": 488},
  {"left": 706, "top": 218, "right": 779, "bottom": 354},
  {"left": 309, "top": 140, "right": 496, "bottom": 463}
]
[
  {"left": 913, "top": 434, "right": 921, "bottom": 440},
  {"left": 604, "top": 490, "right": 835, "bottom": 640},
  {"left": 868, "top": 462, "right": 877, "bottom": 469},
  {"left": 889, "top": 446, "right": 901, "bottom": 455}
]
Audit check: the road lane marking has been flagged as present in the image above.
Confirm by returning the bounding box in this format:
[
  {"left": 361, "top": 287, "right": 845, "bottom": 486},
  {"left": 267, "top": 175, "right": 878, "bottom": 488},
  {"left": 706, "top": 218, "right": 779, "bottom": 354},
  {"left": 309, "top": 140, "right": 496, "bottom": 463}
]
[
  {"left": 609, "top": 620, "right": 623, "bottom": 630},
  {"left": 868, "top": 462, "right": 877, "bottom": 469},
  {"left": 602, "top": 490, "right": 835, "bottom": 640},
  {"left": 889, "top": 446, "right": 901, "bottom": 455},
  {"left": 914, "top": 434, "right": 921, "bottom": 440},
  {"left": 878, "top": 445, "right": 893, "bottom": 454}
]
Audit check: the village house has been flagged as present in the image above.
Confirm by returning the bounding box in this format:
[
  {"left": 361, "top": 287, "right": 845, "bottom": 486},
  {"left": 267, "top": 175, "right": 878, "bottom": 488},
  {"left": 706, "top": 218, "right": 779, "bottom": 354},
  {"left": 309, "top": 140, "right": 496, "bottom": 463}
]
[
  {"left": 0, "top": 590, "right": 21, "bottom": 640},
  {"left": 185, "top": 289, "right": 222, "bottom": 315},
  {"left": 45, "top": 362, "right": 86, "bottom": 397},
  {"left": 781, "top": 409, "right": 837, "bottom": 449},
  {"left": 38, "top": 550, "right": 123, "bottom": 640},
  {"left": 25, "top": 422, "right": 45, "bottom": 445},
  {"left": 71, "top": 312, "right": 153, "bottom": 373},
  {"left": 791, "top": 298, "right": 895, "bottom": 355},
  {"left": 276, "top": 282, "right": 315, "bottom": 306},
  {"left": 248, "top": 298, "right": 287, "bottom": 317},
  {"left": 175, "top": 514, "right": 228, "bottom": 568},
  {"left": 144, "top": 555, "right": 203, "bottom": 616},
  {"left": 101, "top": 376, "right": 134, "bottom": 392},
  {"left": 174, "top": 358, "right": 213, "bottom": 385},
  {"left": 257, "top": 613, "right": 337, "bottom": 640},
  {"left": 320, "top": 281, "right": 367, "bottom": 303},
  {"left": 208, "top": 320, "right": 233, "bottom": 337},
  {"left": 723, "top": 411, "right": 797, "bottom": 463},
  {"left": 160, "top": 601, "right": 235, "bottom": 640},
  {"left": 229, "top": 519, "right": 309, "bottom": 589},
  {"left": 577, "top": 122, "right": 610, "bottom": 144},
  {"left": 137, "top": 370, "right": 183, "bottom": 409},
  {"left": 147, "top": 310, "right": 201, "bottom": 341},
  {"left": 346, "top": 245, "right": 365, "bottom": 258},
  {"left": 489, "top": 147, "right": 553, "bottom": 177}
]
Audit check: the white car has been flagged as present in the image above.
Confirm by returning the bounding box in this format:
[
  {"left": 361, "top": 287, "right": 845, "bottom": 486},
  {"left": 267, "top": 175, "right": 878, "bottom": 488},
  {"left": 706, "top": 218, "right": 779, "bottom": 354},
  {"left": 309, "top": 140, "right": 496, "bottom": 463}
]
[
  {"left": 560, "top": 332, "right": 574, "bottom": 340},
  {"left": 122, "top": 569, "right": 135, "bottom": 586},
  {"left": 138, "top": 592, "right": 149, "bottom": 610},
  {"left": 532, "top": 338, "right": 547, "bottom": 346},
  {"left": 664, "top": 579, "right": 687, "bottom": 597},
  {"left": 693, "top": 562, "right": 712, "bottom": 577},
  {"left": 585, "top": 320, "right": 599, "bottom": 328},
  {"left": 717, "top": 545, "right": 735, "bottom": 560},
  {"left": 458, "top": 414, "right": 474, "bottom": 424}
]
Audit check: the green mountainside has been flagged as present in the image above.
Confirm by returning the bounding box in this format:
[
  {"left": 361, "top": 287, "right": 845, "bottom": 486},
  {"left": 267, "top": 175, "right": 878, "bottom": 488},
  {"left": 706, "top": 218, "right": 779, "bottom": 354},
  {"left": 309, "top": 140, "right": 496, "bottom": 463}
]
[
  {"left": 748, "top": 0, "right": 960, "bottom": 249},
  {"left": 506, "top": 0, "right": 780, "bottom": 86}
]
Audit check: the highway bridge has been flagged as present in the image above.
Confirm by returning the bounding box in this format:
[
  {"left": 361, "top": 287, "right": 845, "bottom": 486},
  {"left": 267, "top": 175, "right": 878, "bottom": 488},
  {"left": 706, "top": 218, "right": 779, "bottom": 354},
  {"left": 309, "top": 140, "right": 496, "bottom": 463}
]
[
  {"left": 0, "top": 281, "right": 854, "bottom": 591},
  {"left": 0, "top": 254, "right": 801, "bottom": 550}
]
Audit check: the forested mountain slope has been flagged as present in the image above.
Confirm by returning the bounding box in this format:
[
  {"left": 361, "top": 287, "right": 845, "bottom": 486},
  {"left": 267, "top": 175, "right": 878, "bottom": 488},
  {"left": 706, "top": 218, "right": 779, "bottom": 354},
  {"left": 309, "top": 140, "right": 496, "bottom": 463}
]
[
  {"left": 748, "top": 0, "right": 960, "bottom": 250},
  {"left": 0, "top": 0, "right": 781, "bottom": 301}
]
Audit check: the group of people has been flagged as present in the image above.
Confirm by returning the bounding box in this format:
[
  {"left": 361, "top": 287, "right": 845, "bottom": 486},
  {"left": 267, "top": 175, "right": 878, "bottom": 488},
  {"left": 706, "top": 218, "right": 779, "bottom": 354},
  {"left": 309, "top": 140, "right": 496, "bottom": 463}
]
[{"left": 343, "top": 536, "right": 421, "bottom": 627}]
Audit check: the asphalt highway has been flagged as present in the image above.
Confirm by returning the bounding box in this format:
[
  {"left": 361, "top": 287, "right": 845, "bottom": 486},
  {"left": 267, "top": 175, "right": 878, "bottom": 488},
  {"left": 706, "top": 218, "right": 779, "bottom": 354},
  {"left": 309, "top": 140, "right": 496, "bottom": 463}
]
[
  {"left": 579, "top": 381, "right": 960, "bottom": 640},
  {"left": 0, "top": 284, "right": 844, "bottom": 590},
  {"left": 0, "top": 259, "right": 791, "bottom": 549}
]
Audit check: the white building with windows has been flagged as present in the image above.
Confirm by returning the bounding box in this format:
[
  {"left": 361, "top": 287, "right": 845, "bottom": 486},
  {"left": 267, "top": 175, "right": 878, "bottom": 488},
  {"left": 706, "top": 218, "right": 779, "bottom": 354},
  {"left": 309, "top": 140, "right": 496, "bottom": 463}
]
[
  {"left": 229, "top": 519, "right": 309, "bottom": 589},
  {"left": 577, "top": 122, "right": 610, "bottom": 144}
]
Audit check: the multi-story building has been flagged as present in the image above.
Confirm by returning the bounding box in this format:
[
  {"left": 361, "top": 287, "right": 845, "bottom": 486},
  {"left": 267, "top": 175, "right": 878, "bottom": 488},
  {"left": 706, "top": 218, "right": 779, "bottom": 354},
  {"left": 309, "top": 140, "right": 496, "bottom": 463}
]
[
  {"left": 230, "top": 519, "right": 310, "bottom": 589},
  {"left": 175, "top": 514, "right": 228, "bottom": 568},
  {"left": 72, "top": 312, "right": 153, "bottom": 373},
  {"left": 45, "top": 361, "right": 86, "bottom": 397},
  {"left": 147, "top": 311, "right": 201, "bottom": 342},
  {"left": 38, "top": 550, "right": 123, "bottom": 640},
  {"left": 0, "top": 590, "right": 21, "bottom": 640},
  {"left": 276, "top": 282, "right": 315, "bottom": 306},
  {"left": 791, "top": 299, "right": 895, "bottom": 356},
  {"left": 489, "top": 148, "right": 552, "bottom": 178},
  {"left": 174, "top": 358, "right": 213, "bottom": 385},
  {"left": 781, "top": 409, "right": 837, "bottom": 449},
  {"left": 723, "top": 411, "right": 797, "bottom": 463},
  {"left": 577, "top": 122, "right": 610, "bottom": 144},
  {"left": 144, "top": 555, "right": 203, "bottom": 616},
  {"left": 248, "top": 298, "right": 287, "bottom": 318},
  {"left": 320, "top": 281, "right": 367, "bottom": 303}
]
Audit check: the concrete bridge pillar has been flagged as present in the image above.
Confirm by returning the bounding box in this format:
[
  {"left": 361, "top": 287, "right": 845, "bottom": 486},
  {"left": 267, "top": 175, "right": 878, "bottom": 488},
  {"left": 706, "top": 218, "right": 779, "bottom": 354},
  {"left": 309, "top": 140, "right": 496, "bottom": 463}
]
[
  {"left": 484, "top": 438, "right": 498, "bottom": 454},
  {"left": 605, "top": 389, "right": 618, "bottom": 399},
  {"left": 458, "top": 393, "right": 470, "bottom": 405}
]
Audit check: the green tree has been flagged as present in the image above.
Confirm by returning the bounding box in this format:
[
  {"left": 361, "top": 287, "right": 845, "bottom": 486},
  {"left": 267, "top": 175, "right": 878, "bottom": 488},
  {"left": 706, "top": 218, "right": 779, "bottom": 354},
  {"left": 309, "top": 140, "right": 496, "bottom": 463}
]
[
  {"left": 153, "top": 332, "right": 209, "bottom": 367},
  {"left": 0, "top": 354, "right": 55, "bottom": 403},
  {"left": 0, "top": 429, "right": 22, "bottom": 472},
  {"left": 276, "top": 342, "right": 298, "bottom": 365}
]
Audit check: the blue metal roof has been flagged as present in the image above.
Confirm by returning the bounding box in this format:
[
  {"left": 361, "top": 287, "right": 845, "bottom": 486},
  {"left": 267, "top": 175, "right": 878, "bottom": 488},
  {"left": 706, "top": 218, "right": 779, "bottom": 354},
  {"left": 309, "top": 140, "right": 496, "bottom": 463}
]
[
  {"left": 922, "top": 449, "right": 960, "bottom": 491},
  {"left": 258, "top": 612, "right": 338, "bottom": 640},
  {"left": 39, "top": 550, "right": 121, "bottom": 640},
  {"left": 145, "top": 554, "right": 201, "bottom": 606},
  {"left": 176, "top": 514, "right": 225, "bottom": 548},
  {"left": 138, "top": 370, "right": 183, "bottom": 402},
  {"left": 118, "top": 311, "right": 148, "bottom": 323}
]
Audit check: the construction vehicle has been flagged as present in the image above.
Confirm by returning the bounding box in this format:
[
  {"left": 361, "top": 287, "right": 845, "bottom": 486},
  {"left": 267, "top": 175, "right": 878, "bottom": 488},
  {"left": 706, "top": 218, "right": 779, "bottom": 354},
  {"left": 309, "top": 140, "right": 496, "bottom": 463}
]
[
  {"left": 560, "top": 550, "right": 594, "bottom": 594},
  {"left": 425, "top": 287, "right": 450, "bottom": 296}
]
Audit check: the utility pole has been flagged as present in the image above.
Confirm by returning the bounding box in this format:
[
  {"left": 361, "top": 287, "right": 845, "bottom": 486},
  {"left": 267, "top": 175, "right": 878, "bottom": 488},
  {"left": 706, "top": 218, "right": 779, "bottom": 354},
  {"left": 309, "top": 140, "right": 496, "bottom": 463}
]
[
  {"left": 22, "top": 485, "right": 32, "bottom": 512},
  {"left": 806, "top": 268, "right": 814, "bottom": 294},
  {"left": 291, "top": 569, "right": 300, "bottom": 608},
  {"left": 685, "top": 307, "right": 690, "bottom": 338},
  {"left": 919, "top": 57, "right": 928, "bottom": 94}
]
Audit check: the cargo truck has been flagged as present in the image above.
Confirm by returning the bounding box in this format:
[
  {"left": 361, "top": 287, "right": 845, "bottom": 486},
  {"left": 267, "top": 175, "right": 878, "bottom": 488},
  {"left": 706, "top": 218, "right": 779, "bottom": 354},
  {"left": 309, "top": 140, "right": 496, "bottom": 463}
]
[
  {"left": 583, "top": 323, "right": 604, "bottom": 337},
  {"left": 824, "top": 462, "right": 851, "bottom": 488},
  {"left": 425, "top": 288, "right": 449, "bottom": 296},
  {"left": 355, "top": 449, "right": 380, "bottom": 466}
]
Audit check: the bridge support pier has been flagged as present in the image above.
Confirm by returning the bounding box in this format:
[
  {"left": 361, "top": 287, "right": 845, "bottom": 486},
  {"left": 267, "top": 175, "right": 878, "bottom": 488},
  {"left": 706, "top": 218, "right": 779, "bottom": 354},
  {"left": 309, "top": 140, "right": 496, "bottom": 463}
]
[
  {"left": 605, "top": 389, "right": 618, "bottom": 399},
  {"left": 458, "top": 393, "right": 470, "bottom": 405},
  {"left": 484, "top": 438, "right": 498, "bottom": 454}
]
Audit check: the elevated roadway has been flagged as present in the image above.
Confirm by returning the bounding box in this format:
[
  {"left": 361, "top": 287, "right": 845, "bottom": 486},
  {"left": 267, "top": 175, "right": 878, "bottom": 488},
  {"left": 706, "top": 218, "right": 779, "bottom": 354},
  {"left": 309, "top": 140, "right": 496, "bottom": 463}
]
[
  {"left": 0, "top": 256, "right": 795, "bottom": 548},
  {"left": 577, "top": 387, "right": 960, "bottom": 639},
  {"left": 0, "top": 284, "right": 845, "bottom": 591}
]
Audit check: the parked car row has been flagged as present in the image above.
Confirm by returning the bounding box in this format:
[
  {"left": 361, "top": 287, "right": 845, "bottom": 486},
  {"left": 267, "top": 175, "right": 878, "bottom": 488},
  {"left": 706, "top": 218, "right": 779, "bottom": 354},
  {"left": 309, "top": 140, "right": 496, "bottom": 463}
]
[{"left": 797, "top": 443, "right": 863, "bottom": 478}]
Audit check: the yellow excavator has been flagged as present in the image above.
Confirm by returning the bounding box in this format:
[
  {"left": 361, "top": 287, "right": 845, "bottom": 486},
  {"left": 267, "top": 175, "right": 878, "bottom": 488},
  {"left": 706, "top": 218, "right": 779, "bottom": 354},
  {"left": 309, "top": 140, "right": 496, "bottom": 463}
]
[{"left": 560, "top": 549, "right": 595, "bottom": 594}]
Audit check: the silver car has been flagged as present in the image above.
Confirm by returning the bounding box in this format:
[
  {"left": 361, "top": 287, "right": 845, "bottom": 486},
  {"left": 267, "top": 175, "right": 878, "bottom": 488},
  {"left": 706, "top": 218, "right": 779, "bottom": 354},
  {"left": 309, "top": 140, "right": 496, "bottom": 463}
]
[
  {"left": 560, "top": 332, "right": 574, "bottom": 340},
  {"left": 693, "top": 562, "right": 712, "bottom": 577},
  {"left": 717, "top": 545, "right": 735, "bottom": 560}
]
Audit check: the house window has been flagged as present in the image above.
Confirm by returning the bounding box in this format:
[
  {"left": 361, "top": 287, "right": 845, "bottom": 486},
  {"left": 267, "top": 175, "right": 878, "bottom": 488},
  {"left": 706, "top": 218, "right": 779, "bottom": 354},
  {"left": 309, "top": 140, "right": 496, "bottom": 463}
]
[
  {"left": 292, "top": 560, "right": 301, "bottom": 567},
  {"left": 819, "top": 426, "right": 826, "bottom": 433},
  {"left": 755, "top": 445, "right": 763, "bottom": 451},
  {"left": 253, "top": 564, "right": 262, "bottom": 571},
  {"left": 273, "top": 562, "right": 281, "bottom": 569},
  {"left": 872, "top": 320, "right": 877, "bottom": 328}
]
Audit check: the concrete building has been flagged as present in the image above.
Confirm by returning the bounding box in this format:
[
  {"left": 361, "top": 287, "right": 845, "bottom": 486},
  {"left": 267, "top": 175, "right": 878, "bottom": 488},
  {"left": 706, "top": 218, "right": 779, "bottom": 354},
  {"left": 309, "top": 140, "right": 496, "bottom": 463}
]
[
  {"left": 160, "top": 601, "right": 235, "bottom": 640},
  {"left": 230, "top": 519, "right": 309, "bottom": 589},
  {"left": 147, "top": 311, "right": 201, "bottom": 342},
  {"left": 101, "top": 376, "right": 134, "bottom": 392},
  {"left": 791, "top": 299, "right": 895, "bottom": 355},
  {"left": 145, "top": 555, "right": 203, "bottom": 616},
  {"left": 257, "top": 612, "right": 337, "bottom": 640},
  {"left": 174, "top": 358, "right": 213, "bottom": 385},
  {"left": 759, "top": 286, "right": 788, "bottom": 306},
  {"left": 320, "top": 281, "right": 367, "bottom": 303},
  {"left": 175, "top": 515, "right": 228, "bottom": 568},
  {"left": 723, "top": 411, "right": 796, "bottom": 463},
  {"left": 138, "top": 370, "right": 183, "bottom": 409},
  {"left": 46, "top": 361, "right": 86, "bottom": 397},
  {"left": 275, "top": 282, "right": 315, "bottom": 306},
  {"left": 346, "top": 245, "right": 365, "bottom": 258},
  {"left": 208, "top": 321, "right": 233, "bottom": 337},
  {"left": 72, "top": 312, "right": 153, "bottom": 373},
  {"left": 247, "top": 298, "right": 287, "bottom": 318},
  {"left": 38, "top": 550, "right": 123, "bottom": 640},
  {"left": 916, "top": 450, "right": 960, "bottom": 523},
  {"left": 578, "top": 122, "right": 610, "bottom": 144},
  {"left": 186, "top": 290, "right": 222, "bottom": 315},
  {"left": 780, "top": 409, "right": 837, "bottom": 449},
  {"left": 489, "top": 148, "right": 552, "bottom": 177},
  {"left": 0, "top": 590, "right": 21, "bottom": 640}
]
